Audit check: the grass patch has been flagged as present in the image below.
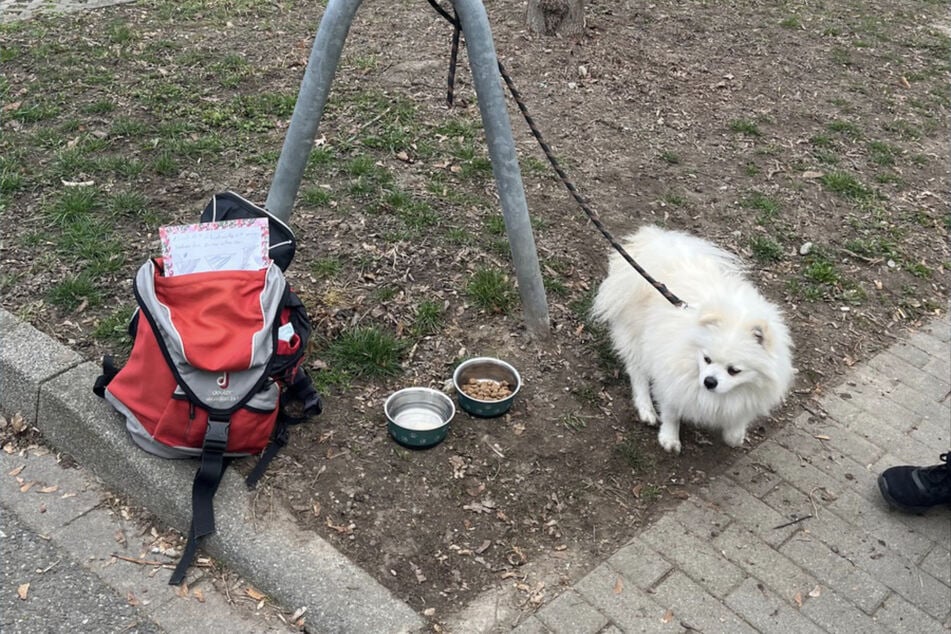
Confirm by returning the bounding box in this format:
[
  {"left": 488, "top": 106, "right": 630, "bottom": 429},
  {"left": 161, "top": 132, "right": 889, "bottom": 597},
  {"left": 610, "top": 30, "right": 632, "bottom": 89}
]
[
  {"left": 819, "top": 172, "right": 873, "bottom": 200},
  {"left": 616, "top": 435, "right": 655, "bottom": 473},
  {"left": 324, "top": 326, "right": 405, "bottom": 379},
  {"left": 310, "top": 257, "right": 342, "bottom": 280},
  {"left": 47, "top": 188, "right": 99, "bottom": 226},
  {"left": 411, "top": 300, "right": 444, "bottom": 337},
  {"left": 92, "top": 304, "right": 135, "bottom": 349},
  {"left": 803, "top": 253, "right": 840, "bottom": 285},
  {"left": 749, "top": 235, "right": 784, "bottom": 263},
  {"left": 827, "top": 119, "right": 862, "bottom": 139},
  {"left": 466, "top": 268, "right": 517, "bottom": 314},
  {"left": 47, "top": 273, "right": 102, "bottom": 311},
  {"left": 729, "top": 119, "right": 761, "bottom": 136},
  {"left": 742, "top": 191, "right": 781, "bottom": 224}
]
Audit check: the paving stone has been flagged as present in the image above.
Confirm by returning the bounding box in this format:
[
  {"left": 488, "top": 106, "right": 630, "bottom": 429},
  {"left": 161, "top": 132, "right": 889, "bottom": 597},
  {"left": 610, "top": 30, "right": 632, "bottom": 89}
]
[
  {"left": 781, "top": 411, "right": 884, "bottom": 468},
  {"left": 889, "top": 339, "right": 938, "bottom": 369},
  {"left": 827, "top": 489, "right": 937, "bottom": 565},
  {"left": 858, "top": 358, "right": 949, "bottom": 420},
  {"left": 573, "top": 563, "right": 677, "bottom": 633},
  {"left": 769, "top": 423, "right": 880, "bottom": 501},
  {"left": 818, "top": 392, "right": 865, "bottom": 425},
  {"left": 660, "top": 494, "right": 733, "bottom": 540},
  {"left": 920, "top": 322, "right": 950, "bottom": 344},
  {"left": 697, "top": 476, "right": 800, "bottom": 547},
  {"left": 712, "top": 523, "right": 820, "bottom": 605},
  {"left": 921, "top": 354, "right": 951, "bottom": 384},
  {"left": 747, "top": 440, "right": 850, "bottom": 503},
  {"left": 839, "top": 408, "right": 936, "bottom": 467},
  {"left": 509, "top": 615, "right": 550, "bottom": 634},
  {"left": 535, "top": 590, "right": 608, "bottom": 634},
  {"left": 0, "top": 448, "right": 102, "bottom": 534},
  {"left": 874, "top": 591, "right": 947, "bottom": 634},
  {"left": 919, "top": 545, "right": 951, "bottom": 588},
  {"left": 604, "top": 538, "right": 672, "bottom": 590},
  {"left": 639, "top": 514, "right": 745, "bottom": 599},
  {"left": 777, "top": 530, "right": 889, "bottom": 612},
  {"left": 799, "top": 586, "right": 891, "bottom": 634},
  {"left": 724, "top": 576, "right": 825, "bottom": 634},
  {"left": 725, "top": 452, "right": 785, "bottom": 499},
  {"left": 908, "top": 407, "right": 950, "bottom": 449},
  {"left": 783, "top": 512, "right": 950, "bottom": 622},
  {"left": 650, "top": 570, "right": 757, "bottom": 634},
  {"left": 784, "top": 502, "right": 951, "bottom": 621}
]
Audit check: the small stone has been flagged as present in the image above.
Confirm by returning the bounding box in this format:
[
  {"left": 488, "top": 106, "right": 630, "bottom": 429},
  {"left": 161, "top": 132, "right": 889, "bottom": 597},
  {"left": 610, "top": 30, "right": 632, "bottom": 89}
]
[{"left": 799, "top": 242, "right": 813, "bottom": 256}]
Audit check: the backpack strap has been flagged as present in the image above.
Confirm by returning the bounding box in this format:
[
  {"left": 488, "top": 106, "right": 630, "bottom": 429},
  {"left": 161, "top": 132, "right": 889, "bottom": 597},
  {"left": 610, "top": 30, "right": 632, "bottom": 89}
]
[
  {"left": 92, "top": 355, "right": 119, "bottom": 398},
  {"left": 244, "top": 369, "right": 322, "bottom": 490},
  {"left": 169, "top": 415, "right": 231, "bottom": 586}
]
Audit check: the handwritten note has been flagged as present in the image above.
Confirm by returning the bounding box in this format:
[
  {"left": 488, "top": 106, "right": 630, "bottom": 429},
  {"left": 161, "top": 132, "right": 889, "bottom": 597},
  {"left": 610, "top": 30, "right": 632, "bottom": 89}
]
[{"left": 159, "top": 218, "right": 270, "bottom": 276}]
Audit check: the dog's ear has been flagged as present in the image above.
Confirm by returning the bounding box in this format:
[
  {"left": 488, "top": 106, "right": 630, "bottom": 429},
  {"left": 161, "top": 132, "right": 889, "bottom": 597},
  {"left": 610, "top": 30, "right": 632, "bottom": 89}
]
[{"left": 752, "top": 323, "right": 769, "bottom": 348}]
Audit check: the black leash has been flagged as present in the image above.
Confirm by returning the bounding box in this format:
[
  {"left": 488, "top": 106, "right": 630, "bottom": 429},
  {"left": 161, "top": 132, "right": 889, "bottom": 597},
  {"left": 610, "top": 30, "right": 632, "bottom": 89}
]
[{"left": 426, "top": 0, "right": 686, "bottom": 309}]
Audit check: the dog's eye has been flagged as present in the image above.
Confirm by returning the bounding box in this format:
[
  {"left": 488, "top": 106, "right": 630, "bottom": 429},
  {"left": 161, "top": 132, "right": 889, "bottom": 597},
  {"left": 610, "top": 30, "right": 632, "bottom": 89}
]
[
  {"left": 727, "top": 366, "right": 741, "bottom": 376},
  {"left": 703, "top": 356, "right": 712, "bottom": 364}
]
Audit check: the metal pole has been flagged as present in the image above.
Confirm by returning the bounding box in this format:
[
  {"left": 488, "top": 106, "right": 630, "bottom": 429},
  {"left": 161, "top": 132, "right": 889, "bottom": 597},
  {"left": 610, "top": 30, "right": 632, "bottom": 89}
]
[
  {"left": 451, "top": 0, "right": 551, "bottom": 337},
  {"left": 265, "top": 0, "right": 550, "bottom": 337},
  {"left": 265, "top": 0, "right": 364, "bottom": 222}
]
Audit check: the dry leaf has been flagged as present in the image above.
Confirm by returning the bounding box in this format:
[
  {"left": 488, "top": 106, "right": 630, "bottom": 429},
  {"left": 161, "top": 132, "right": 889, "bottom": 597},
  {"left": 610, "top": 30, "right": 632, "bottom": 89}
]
[
  {"left": 17, "top": 583, "right": 29, "bottom": 600},
  {"left": 127, "top": 591, "right": 140, "bottom": 606},
  {"left": 808, "top": 585, "right": 822, "bottom": 598},
  {"left": 10, "top": 413, "right": 27, "bottom": 433},
  {"left": 8, "top": 465, "right": 25, "bottom": 477},
  {"left": 246, "top": 587, "right": 266, "bottom": 601},
  {"left": 38, "top": 485, "right": 59, "bottom": 494},
  {"left": 813, "top": 434, "right": 831, "bottom": 441},
  {"left": 193, "top": 589, "right": 205, "bottom": 603},
  {"left": 793, "top": 591, "right": 803, "bottom": 608},
  {"left": 176, "top": 582, "right": 189, "bottom": 598},
  {"left": 19, "top": 482, "right": 34, "bottom": 493},
  {"left": 613, "top": 576, "right": 624, "bottom": 594},
  {"left": 114, "top": 530, "right": 127, "bottom": 547},
  {"left": 661, "top": 609, "right": 674, "bottom": 624}
]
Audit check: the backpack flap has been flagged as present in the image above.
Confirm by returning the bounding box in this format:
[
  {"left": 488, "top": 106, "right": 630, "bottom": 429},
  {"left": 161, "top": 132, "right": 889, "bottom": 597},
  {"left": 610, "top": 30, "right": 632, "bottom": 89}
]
[
  {"left": 134, "top": 258, "right": 288, "bottom": 414},
  {"left": 200, "top": 191, "right": 296, "bottom": 271}
]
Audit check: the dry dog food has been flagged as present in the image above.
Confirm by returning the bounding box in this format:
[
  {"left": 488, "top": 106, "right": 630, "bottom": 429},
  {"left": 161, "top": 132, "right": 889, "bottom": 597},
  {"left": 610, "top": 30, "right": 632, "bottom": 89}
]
[{"left": 461, "top": 378, "right": 512, "bottom": 401}]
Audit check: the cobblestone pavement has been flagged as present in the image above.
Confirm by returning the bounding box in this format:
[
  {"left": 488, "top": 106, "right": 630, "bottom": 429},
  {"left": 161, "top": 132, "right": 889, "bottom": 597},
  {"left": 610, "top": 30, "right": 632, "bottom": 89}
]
[{"left": 513, "top": 318, "right": 950, "bottom": 633}]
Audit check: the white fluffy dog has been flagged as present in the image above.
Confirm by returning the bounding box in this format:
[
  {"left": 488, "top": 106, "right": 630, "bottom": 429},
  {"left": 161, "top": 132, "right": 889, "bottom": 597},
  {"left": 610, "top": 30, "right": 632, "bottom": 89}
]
[{"left": 592, "top": 225, "right": 794, "bottom": 453}]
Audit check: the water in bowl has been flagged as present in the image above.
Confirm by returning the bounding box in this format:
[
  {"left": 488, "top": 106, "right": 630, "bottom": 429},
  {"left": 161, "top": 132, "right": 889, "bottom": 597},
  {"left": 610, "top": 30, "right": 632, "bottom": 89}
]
[{"left": 392, "top": 403, "right": 446, "bottom": 431}]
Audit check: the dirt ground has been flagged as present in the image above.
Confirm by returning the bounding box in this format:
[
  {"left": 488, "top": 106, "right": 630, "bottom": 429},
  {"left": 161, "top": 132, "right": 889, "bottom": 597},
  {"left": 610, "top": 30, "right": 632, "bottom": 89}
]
[{"left": 1, "top": 0, "right": 948, "bottom": 628}]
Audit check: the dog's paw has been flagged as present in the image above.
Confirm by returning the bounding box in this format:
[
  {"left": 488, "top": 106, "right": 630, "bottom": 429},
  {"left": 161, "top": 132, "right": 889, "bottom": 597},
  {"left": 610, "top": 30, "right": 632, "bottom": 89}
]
[
  {"left": 634, "top": 400, "right": 658, "bottom": 426},
  {"left": 722, "top": 427, "right": 747, "bottom": 448},
  {"left": 657, "top": 431, "right": 682, "bottom": 454}
]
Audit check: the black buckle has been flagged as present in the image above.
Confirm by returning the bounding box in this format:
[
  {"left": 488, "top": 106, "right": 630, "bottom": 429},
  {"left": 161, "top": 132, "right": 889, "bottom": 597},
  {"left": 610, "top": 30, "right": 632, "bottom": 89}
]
[{"left": 203, "top": 418, "right": 230, "bottom": 453}]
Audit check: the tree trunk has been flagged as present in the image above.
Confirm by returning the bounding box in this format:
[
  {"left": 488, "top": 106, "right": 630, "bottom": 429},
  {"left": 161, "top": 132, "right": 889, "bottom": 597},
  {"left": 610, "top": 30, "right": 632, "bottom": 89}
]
[{"left": 526, "top": 0, "right": 585, "bottom": 37}]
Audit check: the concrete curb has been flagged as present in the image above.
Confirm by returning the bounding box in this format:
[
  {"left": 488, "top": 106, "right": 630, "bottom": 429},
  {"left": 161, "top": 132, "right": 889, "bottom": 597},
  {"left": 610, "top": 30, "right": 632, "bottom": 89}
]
[{"left": 0, "top": 307, "right": 424, "bottom": 634}]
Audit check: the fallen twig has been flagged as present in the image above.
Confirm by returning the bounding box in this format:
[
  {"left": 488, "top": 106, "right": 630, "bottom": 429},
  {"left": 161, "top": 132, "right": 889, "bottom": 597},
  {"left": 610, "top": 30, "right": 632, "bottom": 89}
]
[{"left": 773, "top": 514, "right": 813, "bottom": 530}]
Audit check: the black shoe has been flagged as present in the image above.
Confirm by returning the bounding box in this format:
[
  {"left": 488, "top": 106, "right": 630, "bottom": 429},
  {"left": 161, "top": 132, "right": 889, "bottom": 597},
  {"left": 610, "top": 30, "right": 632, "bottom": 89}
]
[{"left": 878, "top": 452, "right": 951, "bottom": 513}]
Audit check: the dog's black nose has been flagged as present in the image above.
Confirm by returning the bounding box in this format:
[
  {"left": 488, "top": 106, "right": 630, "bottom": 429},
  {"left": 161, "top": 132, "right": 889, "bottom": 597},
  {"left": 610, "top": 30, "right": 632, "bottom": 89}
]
[{"left": 703, "top": 376, "right": 718, "bottom": 390}]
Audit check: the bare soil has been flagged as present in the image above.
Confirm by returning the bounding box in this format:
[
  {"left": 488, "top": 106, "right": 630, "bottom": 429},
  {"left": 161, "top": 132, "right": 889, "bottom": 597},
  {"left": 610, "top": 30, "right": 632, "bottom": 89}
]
[{"left": 1, "top": 0, "right": 948, "bottom": 628}]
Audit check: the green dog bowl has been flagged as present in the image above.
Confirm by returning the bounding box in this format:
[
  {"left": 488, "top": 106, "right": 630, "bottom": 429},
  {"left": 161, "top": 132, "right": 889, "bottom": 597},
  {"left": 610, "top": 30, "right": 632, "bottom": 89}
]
[
  {"left": 385, "top": 387, "right": 455, "bottom": 449},
  {"left": 452, "top": 357, "right": 521, "bottom": 418}
]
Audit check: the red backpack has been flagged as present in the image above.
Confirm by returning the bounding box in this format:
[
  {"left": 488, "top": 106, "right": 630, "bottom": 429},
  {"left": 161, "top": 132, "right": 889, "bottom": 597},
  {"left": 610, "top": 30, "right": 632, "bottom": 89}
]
[{"left": 94, "top": 192, "right": 321, "bottom": 584}]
